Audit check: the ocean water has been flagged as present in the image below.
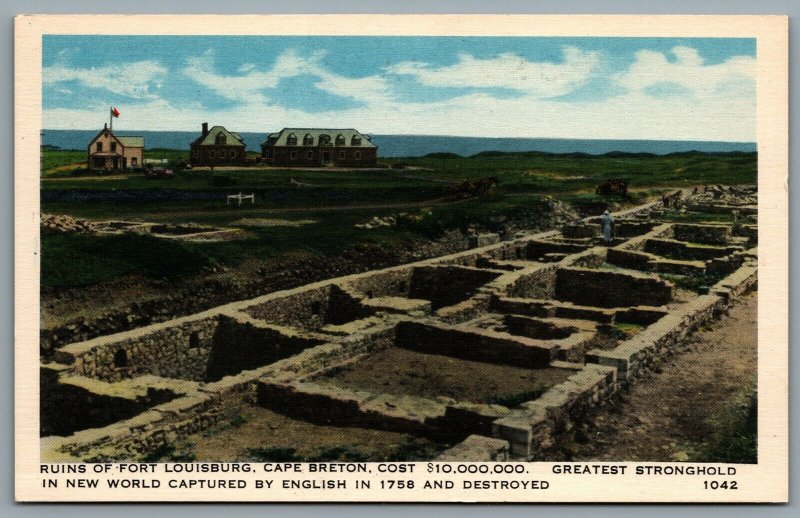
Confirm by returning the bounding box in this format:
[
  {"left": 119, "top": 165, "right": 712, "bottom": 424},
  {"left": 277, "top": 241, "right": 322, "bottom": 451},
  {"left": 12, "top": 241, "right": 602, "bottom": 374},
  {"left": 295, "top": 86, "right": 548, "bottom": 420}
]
[{"left": 41, "top": 129, "right": 756, "bottom": 157}]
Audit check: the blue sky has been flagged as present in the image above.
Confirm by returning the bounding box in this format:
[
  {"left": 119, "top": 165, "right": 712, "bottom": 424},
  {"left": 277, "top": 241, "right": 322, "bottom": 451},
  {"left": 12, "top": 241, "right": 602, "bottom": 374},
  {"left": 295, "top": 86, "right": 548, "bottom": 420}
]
[{"left": 42, "top": 35, "right": 756, "bottom": 141}]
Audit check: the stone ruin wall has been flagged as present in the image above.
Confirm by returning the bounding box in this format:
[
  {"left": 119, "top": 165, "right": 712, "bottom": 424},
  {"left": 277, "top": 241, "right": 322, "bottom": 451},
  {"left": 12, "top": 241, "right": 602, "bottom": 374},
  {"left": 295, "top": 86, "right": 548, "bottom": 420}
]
[
  {"left": 244, "top": 285, "right": 333, "bottom": 330},
  {"left": 55, "top": 316, "right": 220, "bottom": 382},
  {"left": 41, "top": 192, "right": 759, "bottom": 462},
  {"left": 554, "top": 267, "right": 675, "bottom": 308}
]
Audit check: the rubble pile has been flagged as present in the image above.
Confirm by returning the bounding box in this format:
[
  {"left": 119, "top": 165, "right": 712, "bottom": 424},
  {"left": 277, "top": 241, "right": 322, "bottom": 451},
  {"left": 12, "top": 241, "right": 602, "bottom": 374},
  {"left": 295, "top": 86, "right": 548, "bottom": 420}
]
[{"left": 41, "top": 213, "right": 98, "bottom": 234}]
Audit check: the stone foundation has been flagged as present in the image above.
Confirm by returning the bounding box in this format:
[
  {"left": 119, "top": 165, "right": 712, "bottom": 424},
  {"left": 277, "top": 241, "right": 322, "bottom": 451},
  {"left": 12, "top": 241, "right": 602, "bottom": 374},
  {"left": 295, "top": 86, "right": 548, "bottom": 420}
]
[
  {"left": 40, "top": 187, "right": 758, "bottom": 462},
  {"left": 555, "top": 267, "right": 674, "bottom": 308}
]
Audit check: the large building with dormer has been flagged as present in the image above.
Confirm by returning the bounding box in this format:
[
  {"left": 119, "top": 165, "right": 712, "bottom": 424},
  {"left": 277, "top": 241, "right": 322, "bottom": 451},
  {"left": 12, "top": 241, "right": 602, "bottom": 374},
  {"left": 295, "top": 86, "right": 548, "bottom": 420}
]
[
  {"left": 261, "top": 128, "right": 377, "bottom": 167},
  {"left": 87, "top": 124, "right": 144, "bottom": 172},
  {"left": 189, "top": 122, "right": 247, "bottom": 166}
]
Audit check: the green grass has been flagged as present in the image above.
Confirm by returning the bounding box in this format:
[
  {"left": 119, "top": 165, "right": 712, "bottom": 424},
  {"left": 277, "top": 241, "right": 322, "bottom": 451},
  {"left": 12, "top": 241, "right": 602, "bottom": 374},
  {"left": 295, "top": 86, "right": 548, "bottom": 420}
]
[
  {"left": 661, "top": 272, "right": 726, "bottom": 293},
  {"left": 41, "top": 150, "right": 87, "bottom": 173},
  {"left": 40, "top": 149, "right": 757, "bottom": 291},
  {"left": 41, "top": 232, "right": 216, "bottom": 289},
  {"left": 695, "top": 385, "right": 757, "bottom": 464},
  {"left": 613, "top": 322, "right": 644, "bottom": 339},
  {"left": 382, "top": 150, "right": 757, "bottom": 190},
  {"left": 42, "top": 149, "right": 757, "bottom": 192}
]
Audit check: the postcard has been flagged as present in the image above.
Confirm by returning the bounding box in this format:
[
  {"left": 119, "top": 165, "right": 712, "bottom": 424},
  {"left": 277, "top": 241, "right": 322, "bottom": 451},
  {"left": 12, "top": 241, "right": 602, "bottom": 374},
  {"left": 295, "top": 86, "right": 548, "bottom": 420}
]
[{"left": 15, "top": 14, "right": 788, "bottom": 502}]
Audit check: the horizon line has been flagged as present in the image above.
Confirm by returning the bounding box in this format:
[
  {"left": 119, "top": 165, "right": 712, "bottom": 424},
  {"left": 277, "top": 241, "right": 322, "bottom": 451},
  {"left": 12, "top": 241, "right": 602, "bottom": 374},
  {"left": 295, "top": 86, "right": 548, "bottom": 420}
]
[{"left": 40, "top": 129, "right": 757, "bottom": 145}]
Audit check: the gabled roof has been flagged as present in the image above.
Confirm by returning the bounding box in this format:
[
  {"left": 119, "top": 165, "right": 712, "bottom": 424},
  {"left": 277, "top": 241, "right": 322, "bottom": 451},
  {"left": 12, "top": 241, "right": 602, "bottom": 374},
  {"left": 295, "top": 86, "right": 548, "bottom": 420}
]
[
  {"left": 191, "top": 125, "right": 246, "bottom": 147},
  {"left": 117, "top": 136, "right": 144, "bottom": 148},
  {"left": 262, "top": 128, "right": 376, "bottom": 148},
  {"left": 88, "top": 128, "right": 144, "bottom": 149}
]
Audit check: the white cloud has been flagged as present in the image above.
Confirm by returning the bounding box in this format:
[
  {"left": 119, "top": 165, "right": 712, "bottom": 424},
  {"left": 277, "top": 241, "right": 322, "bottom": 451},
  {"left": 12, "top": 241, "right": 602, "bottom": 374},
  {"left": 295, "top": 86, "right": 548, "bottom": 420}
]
[
  {"left": 183, "top": 49, "right": 393, "bottom": 106},
  {"left": 43, "top": 60, "right": 167, "bottom": 100},
  {"left": 614, "top": 46, "right": 755, "bottom": 99},
  {"left": 386, "top": 47, "right": 601, "bottom": 98},
  {"left": 42, "top": 45, "right": 756, "bottom": 143}
]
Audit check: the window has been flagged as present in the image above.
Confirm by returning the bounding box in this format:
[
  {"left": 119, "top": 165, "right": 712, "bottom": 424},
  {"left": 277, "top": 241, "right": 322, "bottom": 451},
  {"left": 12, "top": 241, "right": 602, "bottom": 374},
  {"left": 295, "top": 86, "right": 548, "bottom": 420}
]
[
  {"left": 110, "top": 142, "right": 117, "bottom": 152},
  {"left": 286, "top": 133, "right": 298, "bottom": 146},
  {"left": 351, "top": 135, "right": 362, "bottom": 146},
  {"left": 264, "top": 149, "right": 271, "bottom": 158},
  {"left": 339, "top": 150, "right": 346, "bottom": 159},
  {"left": 210, "top": 150, "right": 216, "bottom": 158},
  {"left": 96, "top": 142, "right": 103, "bottom": 152},
  {"left": 307, "top": 151, "right": 313, "bottom": 159},
  {"left": 319, "top": 134, "right": 331, "bottom": 146},
  {"left": 189, "top": 331, "right": 201, "bottom": 349},
  {"left": 335, "top": 134, "right": 346, "bottom": 146},
  {"left": 290, "top": 150, "right": 298, "bottom": 159},
  {"left": 355, "top": 151, "right": 361, "bottom": 160},
  {"left": 303, "top": 134, "right": 314, "bottom": 146},
  {"left": 216, "top": 133, "right": 227, "bottom": 145},
  {"left": 132, "top": 157, "right": 138, "bottom": 166},
  {"left": 114, "top": 349, "right": 128, "bottom": 369}
]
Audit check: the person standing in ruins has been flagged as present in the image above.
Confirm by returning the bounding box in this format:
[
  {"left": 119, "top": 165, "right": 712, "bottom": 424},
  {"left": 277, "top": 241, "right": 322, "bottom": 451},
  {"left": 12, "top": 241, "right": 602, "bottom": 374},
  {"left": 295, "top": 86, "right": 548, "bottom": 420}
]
[{"left": 601, "top": 210, "right": 614, "bottom": 244}]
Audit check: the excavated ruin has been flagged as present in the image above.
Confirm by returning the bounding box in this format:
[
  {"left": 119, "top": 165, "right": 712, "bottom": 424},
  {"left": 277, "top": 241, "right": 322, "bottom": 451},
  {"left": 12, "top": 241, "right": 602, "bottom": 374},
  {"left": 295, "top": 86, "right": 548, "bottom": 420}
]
[{"left": 40, "top": 185, "right": 758, "bottom": 462}]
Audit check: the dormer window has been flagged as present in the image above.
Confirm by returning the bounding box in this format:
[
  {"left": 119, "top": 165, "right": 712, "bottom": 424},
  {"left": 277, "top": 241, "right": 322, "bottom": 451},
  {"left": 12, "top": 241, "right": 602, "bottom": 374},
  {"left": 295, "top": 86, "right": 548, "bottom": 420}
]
[
  {"left": 215, "top": 133, "right": 227, "bottom": 146},
  {"left": 335, "top": 134, "right": 346, "bottom": 146},
  {"left": 303, "top": 134, "right": 314, "bottom": 146},
  {"left": 286, "top": 133, "right": 298, "bottom": 146},
  {"left": 319, "top": 134, "right": 331, "bottom": 146},
  {"left": 351, "top": 135, "right": 362, "bottom": 146}
]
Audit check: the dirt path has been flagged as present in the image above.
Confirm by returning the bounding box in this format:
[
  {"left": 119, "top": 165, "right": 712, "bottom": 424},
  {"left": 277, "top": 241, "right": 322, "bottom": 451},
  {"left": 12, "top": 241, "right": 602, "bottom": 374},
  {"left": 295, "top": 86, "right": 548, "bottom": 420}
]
[{"left": 545, "top": 292, "right": 757, "bottom": 462}]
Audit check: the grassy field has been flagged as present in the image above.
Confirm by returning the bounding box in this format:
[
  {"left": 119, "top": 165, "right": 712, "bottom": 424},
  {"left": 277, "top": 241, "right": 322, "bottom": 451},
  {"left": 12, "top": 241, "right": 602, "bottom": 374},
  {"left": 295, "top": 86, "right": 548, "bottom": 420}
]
[{"left": 40, "top": 148, "right": 757, "bottom": 291}]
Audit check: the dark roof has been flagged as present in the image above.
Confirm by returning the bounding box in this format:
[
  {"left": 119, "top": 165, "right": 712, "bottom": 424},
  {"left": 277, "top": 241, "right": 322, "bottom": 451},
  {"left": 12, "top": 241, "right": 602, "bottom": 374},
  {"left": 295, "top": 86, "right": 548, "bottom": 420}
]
[
  {"left": 191, "top": 126, "right": 246, "bottom": 147},
  {"left": 262, "top": 128, "right": 376, "bottom": 148}
]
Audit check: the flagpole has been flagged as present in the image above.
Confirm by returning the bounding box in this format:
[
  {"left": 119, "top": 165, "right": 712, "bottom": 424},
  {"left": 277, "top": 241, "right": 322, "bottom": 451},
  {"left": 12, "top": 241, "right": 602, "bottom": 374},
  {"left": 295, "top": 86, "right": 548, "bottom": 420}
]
[{"left": 109, "top": 107, "right": 113, "bottom": 132}]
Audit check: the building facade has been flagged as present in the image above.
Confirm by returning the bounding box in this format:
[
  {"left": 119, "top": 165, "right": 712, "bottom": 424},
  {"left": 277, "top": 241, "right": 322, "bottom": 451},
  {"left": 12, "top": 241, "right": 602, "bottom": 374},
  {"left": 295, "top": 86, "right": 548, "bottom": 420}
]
[
  {"left": 87, "top": 125, "right": 144, "bottom": 172},
  {"left": 190, "top": 123, "right": 247, "bottom": 166},
  {"left": 261, "top": 128, "right": 378, "bottom": 167}
]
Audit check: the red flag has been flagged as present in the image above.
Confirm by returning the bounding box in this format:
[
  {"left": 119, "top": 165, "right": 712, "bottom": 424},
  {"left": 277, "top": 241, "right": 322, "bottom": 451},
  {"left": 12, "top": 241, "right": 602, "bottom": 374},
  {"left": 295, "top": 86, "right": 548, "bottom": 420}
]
[{"left": 111, "top": 107, "right": 120, "bottom": 118}]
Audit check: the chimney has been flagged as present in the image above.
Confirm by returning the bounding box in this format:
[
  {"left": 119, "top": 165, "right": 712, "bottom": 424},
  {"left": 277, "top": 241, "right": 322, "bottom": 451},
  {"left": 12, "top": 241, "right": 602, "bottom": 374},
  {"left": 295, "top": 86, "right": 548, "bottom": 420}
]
[{"left": 202, "top": 122, "right": 209, "bottom": 137}]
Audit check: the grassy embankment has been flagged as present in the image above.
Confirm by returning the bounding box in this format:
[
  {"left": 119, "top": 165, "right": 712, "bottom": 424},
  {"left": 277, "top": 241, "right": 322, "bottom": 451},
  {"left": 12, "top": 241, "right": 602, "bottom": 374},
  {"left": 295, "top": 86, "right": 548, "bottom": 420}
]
[{"left": 40, "top": 148, "right": 756, "bottom": 291}]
